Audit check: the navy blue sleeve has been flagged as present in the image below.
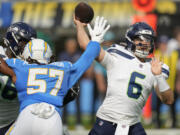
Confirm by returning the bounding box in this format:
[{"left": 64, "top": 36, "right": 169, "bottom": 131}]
[{"left": 68, "top": 41, "right": 100, "bottom": 88}]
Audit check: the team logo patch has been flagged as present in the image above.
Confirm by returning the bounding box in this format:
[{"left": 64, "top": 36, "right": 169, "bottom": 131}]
[{"left": 99, "top": 121, "right": 104, "bottom": 126}]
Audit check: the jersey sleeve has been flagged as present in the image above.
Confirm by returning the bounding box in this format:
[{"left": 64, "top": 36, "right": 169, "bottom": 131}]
[
  {"left": 161, "top": 63, "right": 169, "bottom": 79},
  {"left": 100, "top": 51, "right": 116, "bottom": 70},
  {"left": 68, "top": 41, "right": 100, "bottom": 88},
  {"left": 5, "top": 58, "right": 22, "bottom": 69},
  {"left": 101, "top": 44, "right": 133, "bottom": 69}
]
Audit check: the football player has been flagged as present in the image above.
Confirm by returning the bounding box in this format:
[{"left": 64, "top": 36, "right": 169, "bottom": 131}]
[
  {"left": 1, "top": 22, "right": 78, "bottom": 135},
  {"left": 0, "top": 22, "right": 37, "bottom": 135},
  {"left": 0, "top": 18, "right": 110, "bottom": 135},
  {"left": 75, "top": 16, "right": 174, "bottom": 135}
]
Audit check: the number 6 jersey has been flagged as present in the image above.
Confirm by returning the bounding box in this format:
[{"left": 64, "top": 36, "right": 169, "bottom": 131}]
[{"left": 96, "top": 44, "right": 169, "bottom": 125}]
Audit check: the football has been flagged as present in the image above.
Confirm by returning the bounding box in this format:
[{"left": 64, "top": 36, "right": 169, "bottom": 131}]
[{"left": 74, "top": 2, "right": 94, "bottom": 23}]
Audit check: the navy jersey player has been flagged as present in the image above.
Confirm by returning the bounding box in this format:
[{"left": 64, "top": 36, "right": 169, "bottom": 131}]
[
  {"left": 0, "top": 22, "right": 37, "bottom": 135},
  {"left": 2, "top": 18, "right": 110, "bottom": 135},
  {"left": 76, "top": 16, "right": 174, "bottom": 135}
]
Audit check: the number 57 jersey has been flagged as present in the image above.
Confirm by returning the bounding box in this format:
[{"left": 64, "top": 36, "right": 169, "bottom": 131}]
[
  {"left": 5, "top": 41, "right": 100, "bottom": 115},
  {"left": 97, "top": 44, "right": 169, "bottom": 125},
  {"left": 5, "top": 59, "right": 73, "bottom": 114}
]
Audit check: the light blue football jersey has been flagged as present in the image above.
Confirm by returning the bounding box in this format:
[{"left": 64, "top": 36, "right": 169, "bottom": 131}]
[{"left": 5, "top": 41, "right": 100, "bottom": 114}]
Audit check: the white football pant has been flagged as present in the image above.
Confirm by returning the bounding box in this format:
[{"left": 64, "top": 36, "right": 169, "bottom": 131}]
[{"left": 5, "top": 103, "right": 63, "bottom": 135}]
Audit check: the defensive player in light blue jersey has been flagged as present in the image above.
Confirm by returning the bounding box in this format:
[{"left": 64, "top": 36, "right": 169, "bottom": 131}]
[
  {"left": 7, "top": 39, "right": 100, "bottom": 114},
  {"left": 2, "top": 18, "right": 110, "bottom": 135}
]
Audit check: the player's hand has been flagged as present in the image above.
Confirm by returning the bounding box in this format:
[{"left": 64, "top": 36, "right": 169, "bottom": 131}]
[
  {"left": 151, "top": 57, "right": 162, "bottom": 75},
  {"left": 73, "top": 14, "right": 87, "bottom": 27},
  {"left": 63, "top": 82, "right": 80, "bottom": 106},
  {"left": 87, "top": 16, "right": 110, "bottom": 43}
]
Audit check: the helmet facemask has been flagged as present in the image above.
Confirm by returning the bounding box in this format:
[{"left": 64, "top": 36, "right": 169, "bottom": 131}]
[
  {"left": 132, "top": 34, "right": 154, "bottom": 59},
  {"left": 133, "top": 35, "right": 154, "bottom": 58}
]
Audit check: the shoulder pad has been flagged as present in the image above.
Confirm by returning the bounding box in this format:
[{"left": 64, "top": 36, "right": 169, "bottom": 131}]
[{"left": 106, "top": 44, "right": 135, "bottom": 60}]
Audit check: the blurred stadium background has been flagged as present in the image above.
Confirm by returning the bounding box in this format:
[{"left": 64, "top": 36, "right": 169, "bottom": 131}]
[{"left": 0, "top": 0, "right": 180, "bottom": 134}]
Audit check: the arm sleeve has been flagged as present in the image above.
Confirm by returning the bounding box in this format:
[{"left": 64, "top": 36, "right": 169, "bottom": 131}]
[{"left": 68, "top": 41, "right": 100, "bottom": 88}]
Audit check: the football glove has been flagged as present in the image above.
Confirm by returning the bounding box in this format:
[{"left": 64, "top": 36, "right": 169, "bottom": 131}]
[
  {"left": 63, "top": 82, "right": 80, "bottom": 106},
  {"left": 87, "top": 16, "right": 110, "bottom": 43}
]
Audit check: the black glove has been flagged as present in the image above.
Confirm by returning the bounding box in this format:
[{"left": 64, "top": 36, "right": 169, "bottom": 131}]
[{"left": 62, "top": 82, "right": 80, "bottom": 107}]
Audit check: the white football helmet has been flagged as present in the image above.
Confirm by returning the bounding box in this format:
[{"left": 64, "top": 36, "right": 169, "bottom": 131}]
[{"left": 22, "top": 39, "right": 52, "bottom": 64}]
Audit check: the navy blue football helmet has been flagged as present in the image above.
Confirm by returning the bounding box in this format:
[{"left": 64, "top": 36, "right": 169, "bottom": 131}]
[
  {"left": 4, "top": 22, "right": 37, "bottom": 57},
  {"left": 125, "top": 22, "right": 155, "bottom": 58}
]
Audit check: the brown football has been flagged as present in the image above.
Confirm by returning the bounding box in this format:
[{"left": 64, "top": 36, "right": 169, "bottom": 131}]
[{"left": 75, "top": 2, "right": 94, "bottom": 23}]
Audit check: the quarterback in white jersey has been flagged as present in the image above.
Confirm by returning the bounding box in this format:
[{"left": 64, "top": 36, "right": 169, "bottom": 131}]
[
  {"left": 75, "top": 16, "right": 174, "bottom": 135},
  {"left": 97, "top": 44, "right": 170, "bottom": 125}
]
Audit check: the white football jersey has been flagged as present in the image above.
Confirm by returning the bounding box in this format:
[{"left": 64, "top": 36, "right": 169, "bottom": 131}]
[
  {"left": 96, "top": 44, "right": 169, "bottom": 125},
  {"left": 0, "top": 46, "right": 19, "bottom": 128}
]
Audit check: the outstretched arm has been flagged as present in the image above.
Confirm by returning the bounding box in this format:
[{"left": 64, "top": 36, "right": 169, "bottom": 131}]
[
  {"left": 73, "top": 14, "right": 90, "bottom": 50},
  {"left": 0, "top": 58, "right": 16, "bottom": 83},
  {"left": 69, "top": 41, "right": 100, "bottom": 89},
  {"left": 151, "top": 57, "right": 174, "bottom": 105},
  {"left": 74, "top": 15, "right": 110, "bottom": 62}
]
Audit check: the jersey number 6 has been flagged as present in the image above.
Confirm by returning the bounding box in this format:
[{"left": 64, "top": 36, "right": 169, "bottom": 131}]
[
  {"left": 27, "top": 68, "right": 64, "bottom": 96},
  {"left": 127, "top": 72, "right": 145, "bottom": 99}
]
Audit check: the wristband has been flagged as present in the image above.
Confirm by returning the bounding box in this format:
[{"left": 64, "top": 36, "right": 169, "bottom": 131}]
[{"left": 155, "top": 74, "right": 170, "bottom": 92}]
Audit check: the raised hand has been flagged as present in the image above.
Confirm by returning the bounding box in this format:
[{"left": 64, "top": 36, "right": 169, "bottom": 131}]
[
  {"left": 151, "top": 57, "right": 162, "bottom": 76},
  {"left": 87, "top": 16, "right": 110, "bottom": 43},
  {"left": 73, "top": 14, "right": 87, "bottom": 27}
]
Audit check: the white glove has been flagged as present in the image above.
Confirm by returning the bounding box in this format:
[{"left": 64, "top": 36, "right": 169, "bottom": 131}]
[
  {"left": 87, "top": 16, "right": 110, "bottom": 43},
  {"left": 31, "top": 102, "right": 55, "bottom": 119}
]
